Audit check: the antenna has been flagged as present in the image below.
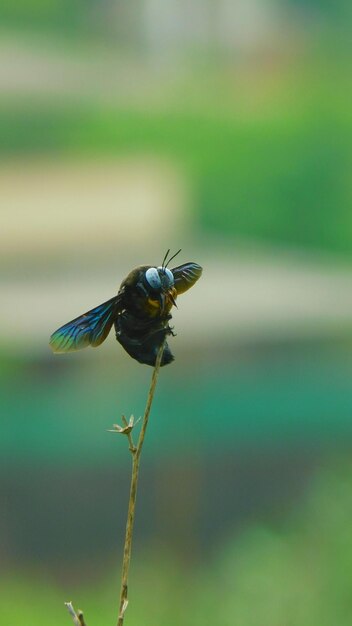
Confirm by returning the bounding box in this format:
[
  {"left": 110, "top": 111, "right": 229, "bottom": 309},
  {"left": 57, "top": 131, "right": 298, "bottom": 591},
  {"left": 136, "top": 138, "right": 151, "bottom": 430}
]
[
  {"left": 161, "top": 249, "right": 170, "bottom": 270},
  {"left": 165, "top": 248, "right": 181, "bottom": 269}
]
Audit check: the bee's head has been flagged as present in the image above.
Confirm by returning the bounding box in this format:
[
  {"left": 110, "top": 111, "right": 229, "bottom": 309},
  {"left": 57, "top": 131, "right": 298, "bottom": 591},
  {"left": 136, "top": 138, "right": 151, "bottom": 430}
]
[
  {"left": 144, "top": 266, "right": 174, "bottom": 292},
  {"left": 144, "top": 249, "right": 181, "bottom": 294},
  {"left": 143, "top": 250, "right": 181, "bottom": 311}
]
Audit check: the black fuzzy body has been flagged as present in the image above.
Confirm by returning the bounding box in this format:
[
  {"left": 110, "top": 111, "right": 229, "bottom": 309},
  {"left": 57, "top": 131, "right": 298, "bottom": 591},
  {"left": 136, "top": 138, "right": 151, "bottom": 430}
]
[
  {"left": 114, "top": 266, "right": 175, "bottom": 367},
  {"left": 114, "top": 312, "right": 174, "bottom": 366}
]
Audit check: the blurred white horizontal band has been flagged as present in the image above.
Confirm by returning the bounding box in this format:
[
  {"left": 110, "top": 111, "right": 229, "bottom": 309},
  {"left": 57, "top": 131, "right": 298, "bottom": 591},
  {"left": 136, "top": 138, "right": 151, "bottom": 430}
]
[
  {"left": 0, "top": 157, "right": 188, "bottom": 257},
  {"left": 2, "top": 254, "right": 352, "bottom": 351}
]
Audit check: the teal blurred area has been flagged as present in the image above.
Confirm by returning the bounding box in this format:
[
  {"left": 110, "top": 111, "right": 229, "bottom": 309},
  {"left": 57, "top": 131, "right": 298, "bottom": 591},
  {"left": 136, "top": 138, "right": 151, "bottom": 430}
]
[{"left": 1, "top": 1, "right": 352, "bottom": 624}]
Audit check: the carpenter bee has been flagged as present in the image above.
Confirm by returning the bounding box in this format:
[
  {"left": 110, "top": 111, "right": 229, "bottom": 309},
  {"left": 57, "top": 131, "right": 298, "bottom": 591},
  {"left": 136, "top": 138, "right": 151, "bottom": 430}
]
[{"left": 50, "top": 250, "right": 202, "bottom": 366}]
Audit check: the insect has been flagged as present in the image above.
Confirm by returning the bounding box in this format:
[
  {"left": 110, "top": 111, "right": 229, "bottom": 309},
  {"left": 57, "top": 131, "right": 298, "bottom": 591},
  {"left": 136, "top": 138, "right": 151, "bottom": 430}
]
[{"left": 50, "top": 250, "right": 202, "bottom": 366}]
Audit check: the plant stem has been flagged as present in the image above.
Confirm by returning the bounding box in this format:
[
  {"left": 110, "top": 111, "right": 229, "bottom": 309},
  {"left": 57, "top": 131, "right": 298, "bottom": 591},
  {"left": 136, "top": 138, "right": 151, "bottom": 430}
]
[
  {"left": 117, "top": 341, "right": 165, "bottom": 626},
  {"left": 65, "top": 602, "right": 87, "bottom": 626}
]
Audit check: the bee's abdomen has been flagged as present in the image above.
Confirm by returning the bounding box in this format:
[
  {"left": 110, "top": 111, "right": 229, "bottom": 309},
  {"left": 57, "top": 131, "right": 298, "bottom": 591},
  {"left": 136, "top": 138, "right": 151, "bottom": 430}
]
[{"left": 114, "top": 312, "right": 174, "bottom": 366}]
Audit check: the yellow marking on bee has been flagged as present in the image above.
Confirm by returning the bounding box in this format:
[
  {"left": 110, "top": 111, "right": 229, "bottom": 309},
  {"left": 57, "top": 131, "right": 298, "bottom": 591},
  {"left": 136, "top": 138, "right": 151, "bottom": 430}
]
[
  {"left": 147, "top": 298, "right": 160, "bottom": 309},
  {"left": 146, "top": 298, "right": 161, "bottom": 316}
]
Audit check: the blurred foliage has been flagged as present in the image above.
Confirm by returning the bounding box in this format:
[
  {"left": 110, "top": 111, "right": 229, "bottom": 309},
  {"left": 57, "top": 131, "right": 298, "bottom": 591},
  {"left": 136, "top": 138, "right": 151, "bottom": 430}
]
[
  {"left": 2, "top": 460, "right": 352, "bottom": 625},
  {"left": 0, "top": 0, "right": 91, "bottom": 35},
  {"left": 1, "top": 52, "right": 351, "bottom": 255},
  {"left": 286, "top": 0, "right": 352, "bottom": 21},
  {"left": 0, "top": 57, "right": 352, "bottom": 255},
  {"left": 2, "top": 346, "right": 352, "bottom": 464},
  {"left": 1, "top": 0, "right": 351, "bottom": 33}
]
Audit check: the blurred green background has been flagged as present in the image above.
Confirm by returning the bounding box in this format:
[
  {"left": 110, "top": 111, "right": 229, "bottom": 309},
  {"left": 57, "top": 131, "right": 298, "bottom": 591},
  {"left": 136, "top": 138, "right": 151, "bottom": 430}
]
[{"left": 1, "top": 1, "right": 352, "bottom": 624}]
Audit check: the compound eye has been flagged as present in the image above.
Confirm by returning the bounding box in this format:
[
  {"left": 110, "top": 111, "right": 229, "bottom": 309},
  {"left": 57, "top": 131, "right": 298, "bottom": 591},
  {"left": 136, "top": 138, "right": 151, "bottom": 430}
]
[
  {"left": 145, "top": 267, "right": 162, "bottom": 290},
  {"left": 158, "top": 267, "right": 175, "bottom": 287},
  {"left": 165, "top": 268, "right": 174, "bottom": 286}
]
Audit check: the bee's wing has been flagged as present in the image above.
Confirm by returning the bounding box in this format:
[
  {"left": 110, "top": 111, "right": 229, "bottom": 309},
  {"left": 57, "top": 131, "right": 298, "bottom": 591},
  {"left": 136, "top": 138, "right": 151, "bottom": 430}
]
[
  {"left": 171, "top": 262, "right": 202, "bottom": 295},
  {"left": 50, "top": 295, "right": 122, "bottom": 353}
]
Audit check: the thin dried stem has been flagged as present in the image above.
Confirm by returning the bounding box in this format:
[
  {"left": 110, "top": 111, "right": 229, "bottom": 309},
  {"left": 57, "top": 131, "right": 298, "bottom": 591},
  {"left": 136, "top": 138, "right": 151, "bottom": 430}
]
[
  {"left": 121, "top": 415, "right": 137, "bottom": 453},
  {"left": 65, "top": 342, "right": 165, "bottom": 626},
  {"left": 65, "top": 602, "right": 87, "bottom": 626},
  {"left": 117, "top": 340, "right": 165, "bottom": 626}
]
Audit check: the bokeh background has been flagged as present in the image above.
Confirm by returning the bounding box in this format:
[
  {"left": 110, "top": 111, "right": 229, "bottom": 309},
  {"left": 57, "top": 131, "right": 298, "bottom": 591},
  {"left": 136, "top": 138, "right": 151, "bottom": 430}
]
[{"left": 1, "top": 1, "right": 352, "bottom": 624}]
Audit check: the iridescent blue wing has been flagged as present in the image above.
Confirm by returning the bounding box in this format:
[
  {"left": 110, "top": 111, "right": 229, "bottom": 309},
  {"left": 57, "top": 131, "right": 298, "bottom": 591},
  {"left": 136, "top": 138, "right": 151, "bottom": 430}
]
[
  {"left": 172, "top": 262, "right": 202, "bottom": 295},
  {"left": 50, "top": 295, "right": 122, "bottom": 353}
]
